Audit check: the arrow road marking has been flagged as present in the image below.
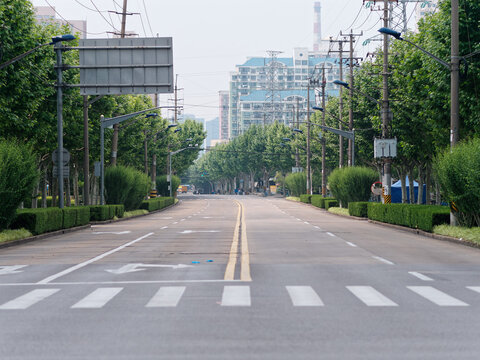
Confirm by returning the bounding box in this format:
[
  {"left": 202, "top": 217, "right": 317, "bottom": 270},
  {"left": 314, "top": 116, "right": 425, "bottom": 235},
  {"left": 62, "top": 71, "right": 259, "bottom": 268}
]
[
  {"left": 92, "top": 231, "right": 131, "bottom": 235},
  {"left": 106, "top": 263, "right": 194, "bottom": 274},
  {"left": 0, "top": 265, "right": 28, "bottom": 276}
]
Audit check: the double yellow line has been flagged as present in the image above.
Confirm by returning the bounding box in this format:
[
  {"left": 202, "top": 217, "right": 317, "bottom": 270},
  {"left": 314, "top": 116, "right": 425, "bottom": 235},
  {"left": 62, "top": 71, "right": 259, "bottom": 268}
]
[{"left": 224, "top": 200, "right": 251, "bottom": 281}]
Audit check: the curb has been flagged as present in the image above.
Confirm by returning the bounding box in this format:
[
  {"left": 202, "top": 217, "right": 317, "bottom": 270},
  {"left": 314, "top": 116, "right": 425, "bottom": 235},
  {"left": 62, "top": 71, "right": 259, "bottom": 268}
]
[
  {"left": 0, "top": 201, "right": 179, "bottom": 249},
  {"left": 287, "top": 198, "right": 478, "bottom": 250}
]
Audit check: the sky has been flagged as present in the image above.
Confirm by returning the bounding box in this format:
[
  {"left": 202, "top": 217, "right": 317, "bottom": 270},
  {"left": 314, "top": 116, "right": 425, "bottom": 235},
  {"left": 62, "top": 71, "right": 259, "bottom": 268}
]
[{"left": 30, "top": 0, "right": 423, "bottom": 122}]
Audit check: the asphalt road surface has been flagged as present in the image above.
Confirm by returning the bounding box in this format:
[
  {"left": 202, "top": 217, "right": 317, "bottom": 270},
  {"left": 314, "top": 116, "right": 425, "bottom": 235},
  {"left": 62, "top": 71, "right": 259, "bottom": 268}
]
[{"left": 1, "top": 194, "right": 480, "bottom": 359}]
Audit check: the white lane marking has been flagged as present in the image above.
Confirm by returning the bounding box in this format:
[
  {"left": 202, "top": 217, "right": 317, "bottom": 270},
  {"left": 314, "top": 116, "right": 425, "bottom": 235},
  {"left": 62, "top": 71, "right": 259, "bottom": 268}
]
[
  {"left": 92, "top": 231, "right": 131, "bottom": 235},
  {"left": 407, "top": 286, "right": 468, "bottom": 306},
  {"left": 286, "top": 286, "right": 324, "bottom": 307},
  {"left": 180, "top": 219, "right": 185, "bottom": 222},
  {"left": 71, "top": 287, "right": 123, "bottom": 309},
  {"left": 0, "top": 289, "right": 59, "bottom": 310},
  {"left": 408, "top": 272, "right": 434, "bottom": 281},
  {"left": 372, "top": 256, "right": 395, "bottom": 265},
  {"left": 296, "top": 218, "right": 302, "bottom": 221},
  {"left": 0, "top": 279, "right": 242, "bottom": 286},
  {"left": 146, "top": 286, "right": 186, "bottom": 307},
  {"left": 159, "top": 217, "right": 173, "bottom": 220},
  {"left": 347, "top": 286, "right": 398, "bottom": 307},
  {"left": 467, "top": 286, "right": 480, "bottom": 294},
  {"left": 346, "top": 242, "right": 358, "bottom": 247},
  {"left": 0, "top": 265, "right": 28, "bottom": 275},
  {"left": 106, "top": 263, "right": 193, "bottom": 274},
  {"left": 36, "top": 233, "right": 154, "bottom": 285},
  {"left": 221, "top": 286, "right": 251, "bottom": 307},
  {"left": 304, "top": 221, "right": 310, "bottom": 225},
  {"left": 314, "top": 226, "right": 321, "bottom": 230},
  {"left": 172, "top": 222, "right": 178, "bottom": 225},
  {"left": 179, "top": 230, "right": 221, "bottom": 234},
  {"left": 161, "top": 226, "right": 168, "bottom": 230},
  {"left": 326, "top": 232, "right": 335, "bottom": 237}
]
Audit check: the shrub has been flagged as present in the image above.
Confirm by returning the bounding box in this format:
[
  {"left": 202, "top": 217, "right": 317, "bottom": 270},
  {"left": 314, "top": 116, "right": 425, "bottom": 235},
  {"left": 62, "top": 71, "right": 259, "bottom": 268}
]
[
  {"left": 156, "top": 175, "right": 181, "bottom": 197},
  {"left": 11, "top": 208, "right": 63, "bottom": 235},
  {"left": 324, "top": 199, "right": 338, "bottom": 210},
  {"left": 62, "top": 208, "right": 77, "bottom": 229},
  {"left": 367, "top": 203, "right": 450, "bottom": 232},
  {"left": 434, "top": 138, "right": 480, "bottom": 227},
  {"left": 105, "top": 166, "right": 135, "bottom": 205},
  {"left": 348, "top": 202, "right": 369, "bottom": 217},
  {"left": 311, "top": 196, "right": 336, "bottom": 209},
  {"left": 328, "top": 166, "right": 378, "bottom": 207},
  {"left": 0, "top": 139, "right": 39, "bottom": 230},
  {"left": 140, "top": 197, "right": 174, "bottom": 212},
  {"left": 300, "top": 194, "right": 312, "bottom": 203},
  {"left": 285, "top": 172, "right": 306, "bottom": 197},
  {"left": 125, "top": 170, "right": 151, "bottom": 211},
  {"left": 89, "top": 205, "right": 111, "bottom": 221}
]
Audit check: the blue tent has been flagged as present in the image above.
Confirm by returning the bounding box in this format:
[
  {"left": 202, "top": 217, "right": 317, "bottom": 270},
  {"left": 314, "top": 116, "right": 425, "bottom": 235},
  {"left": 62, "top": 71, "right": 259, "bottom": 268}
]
[{"left": 391, "top": 176, "right": 426, "bottom": 204}]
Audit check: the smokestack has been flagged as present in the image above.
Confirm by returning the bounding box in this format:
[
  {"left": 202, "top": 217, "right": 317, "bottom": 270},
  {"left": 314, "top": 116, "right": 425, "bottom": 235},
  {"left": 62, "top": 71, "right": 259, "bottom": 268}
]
[{"left": 313, "top": 1, "right": 322, "bottom": 51}]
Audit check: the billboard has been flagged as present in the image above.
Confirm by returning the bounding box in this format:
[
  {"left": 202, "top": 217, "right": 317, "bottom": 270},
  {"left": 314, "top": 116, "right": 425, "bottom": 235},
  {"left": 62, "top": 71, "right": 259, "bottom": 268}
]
[{"left": 79, "top": 37, "right": 173, "bottom": 95}]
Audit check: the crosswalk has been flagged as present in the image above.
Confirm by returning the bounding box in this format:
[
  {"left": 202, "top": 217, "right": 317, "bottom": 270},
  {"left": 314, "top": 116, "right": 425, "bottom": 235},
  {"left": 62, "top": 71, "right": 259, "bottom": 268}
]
[{"left": 0, "top": 285, "right": 478, "bottom": 310}]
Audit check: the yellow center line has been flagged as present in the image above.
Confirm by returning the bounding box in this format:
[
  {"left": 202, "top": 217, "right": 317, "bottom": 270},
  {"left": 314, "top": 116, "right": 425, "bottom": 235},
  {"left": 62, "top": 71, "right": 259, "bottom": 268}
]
[
  {"left": 224, "top": 200, "right": 251, "bottom": 281},
  {"left": 224, "top": 200, "right": 241, "bottom": 281}
]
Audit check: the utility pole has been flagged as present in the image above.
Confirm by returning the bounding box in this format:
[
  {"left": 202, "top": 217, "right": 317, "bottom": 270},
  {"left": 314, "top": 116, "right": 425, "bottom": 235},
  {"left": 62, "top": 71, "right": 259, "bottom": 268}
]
[
  {"left": 330, "top": 37, "right": 349, "bottom": 168},
  {"left": 110, "top": 0, "right": 129, "bottom": 166},
  {"left": 321, "top": 67, "right": 327, "bottom": 196},
  {"left": 306, "top": 77, "right": 319, "bottom": 195},
  {"left": 382, "top": 0, "right": 392, "bottom": 204},
  {"left": 340, "top": 30, "right": 363, "bottom": 166},
  {"left": 451, "top": 0, "right": 459, "bottom": 147},
  {"left": 295, "top": 98, "right": 300, "bottom": 167},
  {"left": 174, "top": 74, "right": 178, "bottom": 123}
]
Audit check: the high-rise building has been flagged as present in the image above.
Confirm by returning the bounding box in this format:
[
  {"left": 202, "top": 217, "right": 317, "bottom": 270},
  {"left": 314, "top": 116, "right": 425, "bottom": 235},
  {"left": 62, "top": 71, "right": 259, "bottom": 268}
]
[
  {"left": 313, "top": 2, "right": 322, "bottom": 52},
  {"left": 219, "top": 91, "right": 230, "bottom": 140},
  {"left": 34, "top": 6, "right": 87, "bottom": 39},
  {"left": 415, "top": 0, "right": 438, "bottom": 30},
  {"left": 205, "top": 118, "right": 220, "bottom": 147},
  {"left": 228, "top": 48, "right": 340, "bottom": 138}
]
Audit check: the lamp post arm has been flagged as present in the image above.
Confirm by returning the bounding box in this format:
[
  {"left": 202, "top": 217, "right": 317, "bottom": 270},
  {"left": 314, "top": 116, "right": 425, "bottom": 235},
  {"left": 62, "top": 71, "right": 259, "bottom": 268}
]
[{"left": 403, "top": 38, "right": 450, "bottom": 69}]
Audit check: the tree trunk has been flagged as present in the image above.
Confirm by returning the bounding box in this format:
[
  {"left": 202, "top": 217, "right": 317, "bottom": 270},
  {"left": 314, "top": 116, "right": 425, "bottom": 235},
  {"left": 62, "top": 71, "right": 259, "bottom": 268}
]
[
  {"left": 407, "top": 170, "right": 414, "bottom": 204},
  {"left": 41, "top": 167, "right": 47, "bottom": 208},
  {"left": 73, "top": 162, "right": 79, "bottom": 207},
  {"left": 51, "top": 172, "right": 57, "bottom": 208},
  {"left": 435, "top": 181, "right": 441, "bottom": 205},
  {"left": 66, "top": 175, "right": 71, "bottom": 207},
  {"left": 400, "top": 171, "right": 407, "bottom": 204},
  {"left": 417, "top": 164, "right": 424, "bottom": 205},
  {"left": 425, "top": 163, "right": 431, "bottom": 205},
  {"left": 31, "top": 177, "right": 39, "bottom": 209}
]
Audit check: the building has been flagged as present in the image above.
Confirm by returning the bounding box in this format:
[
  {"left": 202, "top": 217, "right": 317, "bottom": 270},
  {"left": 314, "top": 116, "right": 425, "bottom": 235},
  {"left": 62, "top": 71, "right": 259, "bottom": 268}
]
[
  {"left": 313, "top": 2, "right": 322, "bottom": 52},
  {"left": 219, "top": 91, "right": 230, "bottom": 140},
  {"left": 415, "top": 0, "right": 438, "bottom": 29},
  {"left": 205, "top": 118, "right": 220, "bottom": 148},
  {"left": 228, "top": 48, "right": 340, "bottom": 138},
  {"left": 34, "top": 6, "right": 87, "bottom": 39}
]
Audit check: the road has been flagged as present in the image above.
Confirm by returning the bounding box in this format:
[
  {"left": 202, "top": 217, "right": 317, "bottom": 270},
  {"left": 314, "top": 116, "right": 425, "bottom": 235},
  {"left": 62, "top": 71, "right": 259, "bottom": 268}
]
[{"left": 1, "top": 194, "right": 480, "bottom": 359}]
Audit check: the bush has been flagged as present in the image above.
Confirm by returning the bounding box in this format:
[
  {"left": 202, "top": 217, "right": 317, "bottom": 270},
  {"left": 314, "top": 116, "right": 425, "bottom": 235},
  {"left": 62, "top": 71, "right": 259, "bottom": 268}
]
[
  {"left": 11, "top": 208, "right": 63, "bottom": 235},
  {"left": 324, "top": 199, "right": 339, "bottom": 210},
  {"left": 300, "top": 194, "right": 312, "bottom": 203},
  {"left": 125, "top": 170, "right": 151, "bottom": 211},
  {"left": 348, "top": 202, "right": 369, "bottom": 217},
  {"left": 105, "top": 166, "right": 135, "bottom": 205},
  {"left": 156, "top": 175, "right": 181, "bottom": 197},
  {"left": 62, "top": 207, "right": 91, "bottom": 228},
  {"left": 367, "top": 203, "right": 450, "bottom": 232},
  {"left": 285, "top": 172, "right": 306, "bottom": 197},
  {"left": 0, "top": 139, "right": 39, "bottom": 230},
  {"left": 434, "top": 138, "right": 480, "bottom": 227},
  {"left": 140, "top": 197, "right": 174, "bottom": 212},
  {"left": 311, "top": 196, "right": 336, "bottom": 209},
  {"left": 328, "top": 166, "right": 378, "bottom": 207},
  {"left": 89, "top": 205, "right": 112, "bottom": 221}
]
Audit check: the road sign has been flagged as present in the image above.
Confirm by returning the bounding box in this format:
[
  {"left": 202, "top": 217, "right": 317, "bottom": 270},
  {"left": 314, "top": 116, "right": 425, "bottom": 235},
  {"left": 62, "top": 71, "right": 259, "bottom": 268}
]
[
  {"left": 52, "top": 148, "right": 70, "bottom": 165},
  {"left": 53, "top": 165, "right": 69, "bottom": 177},
  {"left": 374, "top": 138, "right": 397, "bottom": 158}
]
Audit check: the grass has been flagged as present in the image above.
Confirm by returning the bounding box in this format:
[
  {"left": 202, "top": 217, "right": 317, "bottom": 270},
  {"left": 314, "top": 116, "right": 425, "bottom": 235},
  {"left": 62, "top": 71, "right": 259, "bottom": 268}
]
[
  {"left": 328, "top": 207, "right": 350, "bottom": 216},
  {"left": 0, "top": 229, "right": 33, "bottom": 244},
  {"left": 433, "top": 225, "right": 480, "bottom": 245},
  {"left": 286, "top": 196, "right": 300, "bottom": 202},
  {"left": 123, "top": 209, "right": 149, "bottom": 218}
]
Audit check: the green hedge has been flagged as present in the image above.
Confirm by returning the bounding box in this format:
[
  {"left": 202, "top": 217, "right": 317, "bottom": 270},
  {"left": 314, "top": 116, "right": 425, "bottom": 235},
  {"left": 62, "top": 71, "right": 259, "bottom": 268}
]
[
  {"left": 324, "top": 199, "right": 339, "bottom": 210},
  {"left": 348, "top": 202, "right": 369, "bottom": 218},
  {"left": 140, "top": 197, "right": 174, "bottom": 212},
  {"left": 311, "top": 196, "right": 336, "bottom": 209},
  {"left": 300, "top": 194, "right": 312, "bottom": 203},
  {"left": 367, "top": 203, "right": 450, "bottom": 232}
]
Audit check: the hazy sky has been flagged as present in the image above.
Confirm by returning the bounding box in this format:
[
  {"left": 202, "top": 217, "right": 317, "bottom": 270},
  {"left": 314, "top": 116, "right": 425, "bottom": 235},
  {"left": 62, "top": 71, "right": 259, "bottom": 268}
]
[{"left": 30, "top": 0, "right": 421, "bottom": 121}]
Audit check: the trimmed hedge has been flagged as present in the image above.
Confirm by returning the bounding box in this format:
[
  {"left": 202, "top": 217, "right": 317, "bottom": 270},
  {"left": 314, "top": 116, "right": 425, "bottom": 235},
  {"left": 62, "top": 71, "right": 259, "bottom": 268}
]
[
  {"left": 140, "top": 197, "right": 174, "bottom": 212},
  {"left": 311, "top": 196, "right": 336, "bottom": 209},
  {"left": 324, "top": 199, "right": 339, "bottom": 210},
  {"left": 348, "top": 202, "right": 369, "bottom": 218},
  {"left": 300, "top": 194, "right": 312, "bottom": 203},
  {"left": 367, "top": 203, "right": 450, "bottom": 232}
]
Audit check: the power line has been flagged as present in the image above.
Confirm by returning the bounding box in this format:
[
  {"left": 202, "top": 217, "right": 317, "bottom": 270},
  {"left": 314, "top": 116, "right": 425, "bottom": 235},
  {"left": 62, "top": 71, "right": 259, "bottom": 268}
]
[
  {"left": 89, "top": 0, "right": 120, "bottom": 32},
  {"left": 142, "top": 0, "right": 154, "bottom": 36}
]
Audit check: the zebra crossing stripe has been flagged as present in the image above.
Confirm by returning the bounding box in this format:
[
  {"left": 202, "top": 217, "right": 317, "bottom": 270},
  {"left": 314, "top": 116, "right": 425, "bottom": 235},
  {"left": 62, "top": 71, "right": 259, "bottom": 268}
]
[
  {"left": 221, "top": 286, "right": 251, "bottom": 306},
  {"left": 71, "top": 288, "right": 123, "bottom": 309},
  {"left": 0, "top": 289, "right": 59, "bottom": 310},
  {"left": 286, "top": 286, "right": 324, "bottom": 306},
  {"left": 347, "top": 286, "right": 398, "bottom": 306},
  {"left": 407, "top": 286, "right": 469, "bottom": 306},
  {"left": 146, "top": 287, "right": 186, "bottom": 307}
]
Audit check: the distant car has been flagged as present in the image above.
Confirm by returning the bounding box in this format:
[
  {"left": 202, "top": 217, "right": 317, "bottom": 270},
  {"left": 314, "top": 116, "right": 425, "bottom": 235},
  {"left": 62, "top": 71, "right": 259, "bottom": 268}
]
[{"left": 177, "top": 185, "right": 188, "bottom": 193}]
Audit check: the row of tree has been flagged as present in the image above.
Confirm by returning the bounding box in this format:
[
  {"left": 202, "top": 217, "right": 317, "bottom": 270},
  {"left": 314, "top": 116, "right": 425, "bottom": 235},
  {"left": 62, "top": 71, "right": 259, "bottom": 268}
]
[
  {"left": 0, "top": 0, "right": 206, "bottom": 207},
  {"left": 187, "top": 0, "right": 479, "bottom": 204}
]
